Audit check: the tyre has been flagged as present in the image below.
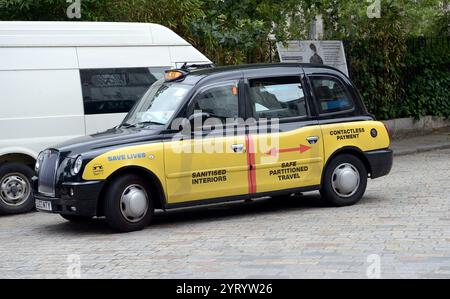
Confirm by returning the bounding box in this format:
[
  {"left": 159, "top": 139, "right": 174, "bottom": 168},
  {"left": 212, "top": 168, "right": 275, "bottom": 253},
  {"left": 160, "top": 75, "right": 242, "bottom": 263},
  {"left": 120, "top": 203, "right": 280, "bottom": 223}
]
[
  {"left": 103, "top": 174, "right": 154, "bottom": 232},
  {"left": 320, "top": 154, "right": 367, "bottom": 207},
  {"left": 60, "top": 214, "right": 93, "bottom": 223},
  {"left": 0, "top": 162, "right": 35, "bottom": 214}
]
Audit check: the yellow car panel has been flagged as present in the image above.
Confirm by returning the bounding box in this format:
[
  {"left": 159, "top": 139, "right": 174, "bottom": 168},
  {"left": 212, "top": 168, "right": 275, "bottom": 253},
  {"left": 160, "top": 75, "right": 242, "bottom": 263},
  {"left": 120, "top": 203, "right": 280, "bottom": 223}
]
[
  {"left": 321, "top": 121, "right": 390, "bottom": 162},
  {"left": 83, "top": 143, "right": 167, "bottom": 196},
  {"left": 251, "top": 125, "right": 324, "bottom": 193},
  {"left": 164, "top": 135, "right": 249, "bottom": 203}
]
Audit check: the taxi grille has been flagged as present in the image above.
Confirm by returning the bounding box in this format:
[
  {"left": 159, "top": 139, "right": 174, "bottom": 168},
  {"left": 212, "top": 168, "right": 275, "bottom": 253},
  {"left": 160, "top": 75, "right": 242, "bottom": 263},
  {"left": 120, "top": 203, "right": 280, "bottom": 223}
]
[{"left": 38, "top": 150, "right": 60, "bottom": 197}]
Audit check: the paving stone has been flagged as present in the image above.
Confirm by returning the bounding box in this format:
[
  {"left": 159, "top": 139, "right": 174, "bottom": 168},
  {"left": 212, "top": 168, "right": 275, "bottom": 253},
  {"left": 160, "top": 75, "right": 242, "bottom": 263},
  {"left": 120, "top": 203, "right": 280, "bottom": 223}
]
[{"left": 0, "top": 149, "right": 449, "bottom": 278}]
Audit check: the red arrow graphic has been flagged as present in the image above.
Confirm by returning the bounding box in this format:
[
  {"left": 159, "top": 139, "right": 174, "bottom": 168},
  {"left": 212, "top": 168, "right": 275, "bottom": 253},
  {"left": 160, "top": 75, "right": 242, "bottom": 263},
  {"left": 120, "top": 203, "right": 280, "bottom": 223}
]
[{"left": 266, "top": 144, "right": 311, "bottom": 157}]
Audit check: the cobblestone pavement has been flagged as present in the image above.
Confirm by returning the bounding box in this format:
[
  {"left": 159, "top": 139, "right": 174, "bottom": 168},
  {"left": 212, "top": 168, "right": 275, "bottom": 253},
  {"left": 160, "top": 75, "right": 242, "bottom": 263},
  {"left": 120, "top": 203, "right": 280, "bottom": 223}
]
[{"left": 0, "top": 149, "right": 449, "bottom": 279}]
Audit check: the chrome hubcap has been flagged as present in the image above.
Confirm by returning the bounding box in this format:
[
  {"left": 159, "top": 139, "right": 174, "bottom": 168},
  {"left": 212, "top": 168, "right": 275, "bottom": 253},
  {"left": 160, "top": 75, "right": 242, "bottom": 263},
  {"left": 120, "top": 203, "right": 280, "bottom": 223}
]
[
  {"left": 331, "top": 163, "right": 360, "bottom": 198},
  {"left": 119, "top": 184, "right": 148, "bottom": 223},
  {"left": 0, "top": 173, "right": 31, "bottom": 206}
]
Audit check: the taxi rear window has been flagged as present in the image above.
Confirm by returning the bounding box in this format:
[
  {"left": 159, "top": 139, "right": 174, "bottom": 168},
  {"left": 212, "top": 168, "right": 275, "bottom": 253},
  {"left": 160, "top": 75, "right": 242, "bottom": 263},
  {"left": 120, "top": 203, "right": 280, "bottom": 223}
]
[{"left": 310, "top": 76, "right": 354, "bottom": 114}]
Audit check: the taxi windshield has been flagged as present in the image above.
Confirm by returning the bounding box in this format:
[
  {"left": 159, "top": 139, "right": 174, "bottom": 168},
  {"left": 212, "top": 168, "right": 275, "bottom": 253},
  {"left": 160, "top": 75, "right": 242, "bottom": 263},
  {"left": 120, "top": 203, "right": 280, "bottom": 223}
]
[{"left": 122, "top": 79, "right": 192, "bottom": 126}]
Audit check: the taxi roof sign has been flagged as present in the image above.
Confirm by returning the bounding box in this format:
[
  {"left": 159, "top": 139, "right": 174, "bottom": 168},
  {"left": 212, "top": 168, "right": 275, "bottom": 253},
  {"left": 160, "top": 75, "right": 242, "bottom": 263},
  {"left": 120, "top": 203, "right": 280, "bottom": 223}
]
[
  {"left": 165, "top": 63, "right": 214, "bottom": 82},
  {"left": 164, "top": 70, "right": 187, "bottom": 82}
]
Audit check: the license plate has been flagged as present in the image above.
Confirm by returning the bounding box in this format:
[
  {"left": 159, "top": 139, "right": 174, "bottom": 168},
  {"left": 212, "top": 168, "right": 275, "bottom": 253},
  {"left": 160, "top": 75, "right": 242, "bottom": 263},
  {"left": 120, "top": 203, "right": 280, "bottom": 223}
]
[{"left": 36, "top": 199, "right": 52, "bottom": 212}]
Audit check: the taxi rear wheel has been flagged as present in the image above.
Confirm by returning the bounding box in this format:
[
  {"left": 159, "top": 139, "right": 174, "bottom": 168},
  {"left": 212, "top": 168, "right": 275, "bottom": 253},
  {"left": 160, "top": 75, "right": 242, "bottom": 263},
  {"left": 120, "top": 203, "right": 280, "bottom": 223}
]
[
  {"left": 320, "top": 154, "right": 367, "bottom": 207},
  {"left": 103, "top": 174, "right": 154, "bottom": 232}
]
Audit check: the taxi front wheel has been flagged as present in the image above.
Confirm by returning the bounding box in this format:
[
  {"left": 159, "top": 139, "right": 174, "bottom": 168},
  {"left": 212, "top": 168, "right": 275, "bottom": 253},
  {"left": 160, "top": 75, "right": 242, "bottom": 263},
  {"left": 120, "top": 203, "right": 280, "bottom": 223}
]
[
  {"left": 320, "top": 154, "right": 367, "bottom": 207},
  {"left": 103, "top": 174, "right": 154, "bottom": 232}
]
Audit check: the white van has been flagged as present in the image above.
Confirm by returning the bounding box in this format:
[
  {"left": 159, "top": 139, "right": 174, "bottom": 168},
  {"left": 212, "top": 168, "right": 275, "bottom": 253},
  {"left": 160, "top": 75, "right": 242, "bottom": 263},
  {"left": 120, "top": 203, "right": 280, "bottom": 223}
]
[{"left": 0, "top": 21, "right": 211, "bottom": 214}]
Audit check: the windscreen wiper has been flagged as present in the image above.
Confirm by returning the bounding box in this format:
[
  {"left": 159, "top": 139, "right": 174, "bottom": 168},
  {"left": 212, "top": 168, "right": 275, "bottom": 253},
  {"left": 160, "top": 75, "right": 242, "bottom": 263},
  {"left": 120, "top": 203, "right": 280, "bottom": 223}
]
[
  {"left": 134, "top": 121, "right": 165, "bottom": 127},
  {"left": 118, "top": 121, "right": 164, "bottom": 129}
]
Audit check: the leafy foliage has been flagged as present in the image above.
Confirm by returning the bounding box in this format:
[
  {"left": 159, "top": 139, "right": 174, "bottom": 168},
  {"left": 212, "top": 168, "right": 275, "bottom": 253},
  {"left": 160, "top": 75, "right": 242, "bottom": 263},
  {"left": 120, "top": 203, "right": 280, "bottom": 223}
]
[
  {"left": 342, "top": 1, "right": 449, "bottom": 119},
  {"left": 403, "top": 37, "right": 450, "bottom": 118},
  {"left": 0, "top": 0, "right": 448, "bottom": 119},
  {"left": 344, "top": 2, "right": 407, "bottom": 120}
]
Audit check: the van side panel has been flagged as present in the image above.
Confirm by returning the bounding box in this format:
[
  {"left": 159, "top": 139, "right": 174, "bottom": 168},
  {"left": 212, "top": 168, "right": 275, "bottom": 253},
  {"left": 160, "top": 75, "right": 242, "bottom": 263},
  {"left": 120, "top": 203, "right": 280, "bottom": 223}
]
[
  {"left": 169, "top": 46, "right": 212, "bottom": 67},
  {"left": 0, "top": 47, "right": 78, "bottom": 71},
  {"left": 84, "top": 113, "right": 129, "bottom": 135},
  {"left": 76, "top": 46, "right": 172, "bottom": 69},
  {"left": 0, "top": 68, "right": 85, "bottom": 156}
]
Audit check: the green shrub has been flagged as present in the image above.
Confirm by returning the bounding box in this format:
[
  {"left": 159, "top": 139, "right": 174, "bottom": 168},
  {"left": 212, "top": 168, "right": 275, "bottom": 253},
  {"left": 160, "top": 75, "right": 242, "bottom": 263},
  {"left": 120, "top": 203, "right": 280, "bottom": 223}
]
[
  {"left": 403, "top": 38, "right": 450, "bottom": 118},
  {"left": 345, "top": 36, "right": 449, "bottom": 120}
]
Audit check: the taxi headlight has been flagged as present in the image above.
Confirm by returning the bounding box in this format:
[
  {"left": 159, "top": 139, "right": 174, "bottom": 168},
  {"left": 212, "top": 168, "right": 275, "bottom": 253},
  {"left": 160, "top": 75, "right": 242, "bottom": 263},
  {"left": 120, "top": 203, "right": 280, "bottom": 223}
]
[
  {"left": 35, "top": 151, "right": 45, "bottom": 172},
  {"left": 71, "top": 156, "right": 83, "bottom": 176}
]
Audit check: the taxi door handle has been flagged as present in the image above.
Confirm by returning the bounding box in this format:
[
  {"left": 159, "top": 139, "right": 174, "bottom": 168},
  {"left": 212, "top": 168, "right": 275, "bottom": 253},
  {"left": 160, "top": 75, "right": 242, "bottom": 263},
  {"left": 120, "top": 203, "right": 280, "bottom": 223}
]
[
  {"left": 231, "top": 144, "right": 246, "bottom": 153},
  {"left": 306, "top": 136, "right": 319, "bottom": 144}
]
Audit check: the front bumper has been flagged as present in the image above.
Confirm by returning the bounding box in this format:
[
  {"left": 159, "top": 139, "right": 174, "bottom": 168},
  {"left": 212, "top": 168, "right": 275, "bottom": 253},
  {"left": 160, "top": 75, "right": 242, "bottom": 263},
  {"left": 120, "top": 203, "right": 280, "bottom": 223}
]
[
  {"left": 364, "top": 148, "right": 393, "bottom": 179},
  {"left": 32, "top": 177, "right": 104, "bottom": 217}
]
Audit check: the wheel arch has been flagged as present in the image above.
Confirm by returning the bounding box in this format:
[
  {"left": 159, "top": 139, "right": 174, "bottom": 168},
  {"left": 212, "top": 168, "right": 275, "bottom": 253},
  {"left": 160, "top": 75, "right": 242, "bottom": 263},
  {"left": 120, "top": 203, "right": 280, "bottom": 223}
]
[
  {"left": 0, "top": 152, "right": 36, "bottom": 169},
  {"left": 321, "top": 146, "right": 372, "bottom": 186},
  {"left": 96, "top": 166, "right": 166, "bottom": 216}
]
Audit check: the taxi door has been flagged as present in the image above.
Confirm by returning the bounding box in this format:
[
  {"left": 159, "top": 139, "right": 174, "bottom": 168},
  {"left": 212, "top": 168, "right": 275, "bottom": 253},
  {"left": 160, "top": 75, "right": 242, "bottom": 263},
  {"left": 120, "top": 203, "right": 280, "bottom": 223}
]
[
  {"left": 244, "top": 74, "right": 324, "bottom": 194},
  {"left": 164, "top": 80, "right": 249, "bottom": 204}
]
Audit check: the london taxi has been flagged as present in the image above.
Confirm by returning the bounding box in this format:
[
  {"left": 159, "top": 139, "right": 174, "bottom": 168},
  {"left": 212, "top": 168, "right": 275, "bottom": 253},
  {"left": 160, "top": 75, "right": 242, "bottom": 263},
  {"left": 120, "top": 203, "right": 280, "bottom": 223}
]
[{"left": 33, "top": 64, "right": 393, "bottom": 232}]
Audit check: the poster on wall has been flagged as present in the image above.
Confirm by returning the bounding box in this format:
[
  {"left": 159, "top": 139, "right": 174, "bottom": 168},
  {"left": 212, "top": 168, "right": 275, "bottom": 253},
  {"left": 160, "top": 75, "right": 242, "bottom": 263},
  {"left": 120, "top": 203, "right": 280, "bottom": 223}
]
[{"left": 276, "top": 40, "right": 349, "bottom": 76}]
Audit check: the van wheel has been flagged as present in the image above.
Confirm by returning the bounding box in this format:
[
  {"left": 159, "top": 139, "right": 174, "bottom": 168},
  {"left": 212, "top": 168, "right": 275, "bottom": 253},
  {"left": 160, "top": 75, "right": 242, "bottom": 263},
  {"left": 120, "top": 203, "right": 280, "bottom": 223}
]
[
  {"left": 103, "top": 174, "right": 154, "bottom": 232},
  {"left": 320, "top": 154, "right": 367, "bottom": 207},
  {"left": 0, "top": 162, "right": 35, "bottom": 214},
  {"left": 60, "top": 214, "right": 93, "bottom": 223}
]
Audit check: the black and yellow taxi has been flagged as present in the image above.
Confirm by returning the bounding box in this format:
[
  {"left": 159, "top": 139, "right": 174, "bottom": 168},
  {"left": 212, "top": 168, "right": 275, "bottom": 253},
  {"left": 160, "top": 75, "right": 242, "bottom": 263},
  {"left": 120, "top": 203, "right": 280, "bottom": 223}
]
[{"left": 33, "top": 64, "right": 393, "bottom": 232}]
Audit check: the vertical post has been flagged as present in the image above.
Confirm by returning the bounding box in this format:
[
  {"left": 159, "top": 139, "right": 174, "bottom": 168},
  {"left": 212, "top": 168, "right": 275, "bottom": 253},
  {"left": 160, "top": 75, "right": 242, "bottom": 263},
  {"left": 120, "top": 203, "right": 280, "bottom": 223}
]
[
  {"left": 269, "top": 39, "right": 273, "bottom": 63},
  {"left": 309, "top": 16, "right": 317, "bottom": 40}
]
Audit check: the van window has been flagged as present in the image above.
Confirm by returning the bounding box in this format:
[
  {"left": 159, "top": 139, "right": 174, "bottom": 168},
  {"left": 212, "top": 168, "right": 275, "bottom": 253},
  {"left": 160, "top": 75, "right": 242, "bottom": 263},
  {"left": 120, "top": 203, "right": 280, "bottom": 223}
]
[
  {"left": 80, "top": 67, "right": 167, "bottom": 115},
  {"left": 248, "top": 76, "right": 307, "bottom": 119},
  {"left": 310, "top": 76, "right": 354, "bottom": 114}
]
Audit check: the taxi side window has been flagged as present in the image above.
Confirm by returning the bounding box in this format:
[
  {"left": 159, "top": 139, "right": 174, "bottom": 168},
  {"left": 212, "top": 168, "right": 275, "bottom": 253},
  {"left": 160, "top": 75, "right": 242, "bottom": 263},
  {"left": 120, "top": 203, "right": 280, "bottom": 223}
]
[
  {"left": 310, "top": 76, "right": 354, "bottom": 114},
  {"left": 192, "top": 82, "right": 239, "bottom": 122},
  {"left": 248, "top": 76, "right": 307, "bottom": 119}
]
